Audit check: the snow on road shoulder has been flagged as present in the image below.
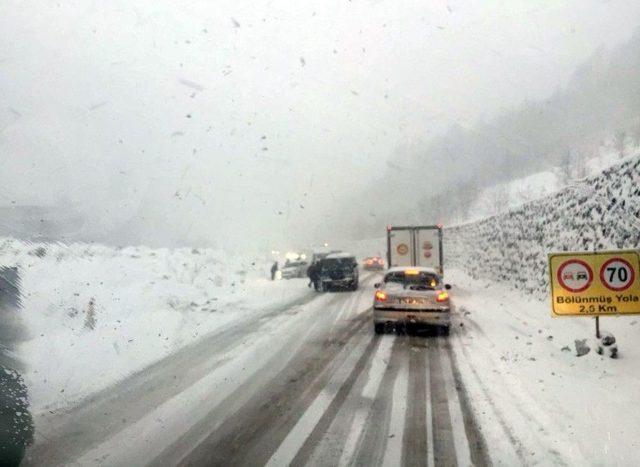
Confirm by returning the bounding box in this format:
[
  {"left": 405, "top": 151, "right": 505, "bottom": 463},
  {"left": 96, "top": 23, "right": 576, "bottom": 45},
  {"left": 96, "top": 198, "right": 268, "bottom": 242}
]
[
  {"left": 0, "top": 237, "right": 311, "bottom": 413},
  {"left": 447, "top": 268, "right": 640, "bottom": 466}
]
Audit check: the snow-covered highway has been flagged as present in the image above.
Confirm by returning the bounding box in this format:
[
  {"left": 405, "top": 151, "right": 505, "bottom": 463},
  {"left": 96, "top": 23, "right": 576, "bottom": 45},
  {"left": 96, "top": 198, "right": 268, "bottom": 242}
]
[{"left": 24, "top": 271, "right": 491, "bottom": 467}]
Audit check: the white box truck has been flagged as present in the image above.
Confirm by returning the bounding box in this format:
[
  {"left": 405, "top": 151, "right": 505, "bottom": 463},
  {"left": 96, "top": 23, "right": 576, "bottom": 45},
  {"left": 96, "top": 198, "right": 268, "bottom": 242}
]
[{"left": 386, "top": 225, "right": 443, "bottom": 274}]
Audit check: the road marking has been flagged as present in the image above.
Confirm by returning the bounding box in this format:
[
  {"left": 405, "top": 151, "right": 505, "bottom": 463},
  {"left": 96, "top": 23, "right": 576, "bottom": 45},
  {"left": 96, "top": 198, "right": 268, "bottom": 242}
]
[
  {"left": 349, "top": 338, "right": 403, "bottom": 466},
  {"left": 424, "top": 345, "right": 436, "bottom": 467},
  {"left": 380, "top": 345, "right": 408, "bottom": 467},
  {"left": 265, "top": 330, "right": 373, "bottom": 467},
  {"left": 337, "top": 335, "right": 395, "bottom": 466}
]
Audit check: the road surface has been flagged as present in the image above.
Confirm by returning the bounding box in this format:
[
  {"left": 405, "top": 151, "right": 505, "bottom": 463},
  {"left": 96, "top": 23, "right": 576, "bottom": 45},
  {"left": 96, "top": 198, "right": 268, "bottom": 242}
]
[{"left": 25, "top": 272, "right": 490, "bottom": 466}]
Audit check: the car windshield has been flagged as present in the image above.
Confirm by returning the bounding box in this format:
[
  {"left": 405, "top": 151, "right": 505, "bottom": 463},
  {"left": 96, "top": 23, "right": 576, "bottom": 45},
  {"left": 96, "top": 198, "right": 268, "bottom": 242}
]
[
  {"left": 2, "top": 2, "right": 638, "bottom": 466},
  {"left": 385, "top": 271, "right": 440, "bottom": 290},
  {"left": 322, "top": 258, "right": 354, "bottom": 269}
]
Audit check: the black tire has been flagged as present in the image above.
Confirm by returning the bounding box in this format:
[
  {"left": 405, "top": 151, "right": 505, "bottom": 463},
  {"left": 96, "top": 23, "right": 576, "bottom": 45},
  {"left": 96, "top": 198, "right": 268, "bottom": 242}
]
[
  {"left": 374, "top": 323, "right": 385, "bottom": 334},
  {"left": 351, "top": 281, "right": 358, "bottom": 291},
  {"left": 441, "top": 325, "right": 450, "bottom": 336}
]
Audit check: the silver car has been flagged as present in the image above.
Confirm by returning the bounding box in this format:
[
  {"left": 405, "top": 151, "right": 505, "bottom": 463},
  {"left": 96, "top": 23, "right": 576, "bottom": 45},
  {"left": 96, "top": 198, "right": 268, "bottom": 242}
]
[
  {"left": 280, "top": 260, "right": 309, "bottom": 279},
  {"left": 373, "top": 267, "right": 451, "bottom": 335}
]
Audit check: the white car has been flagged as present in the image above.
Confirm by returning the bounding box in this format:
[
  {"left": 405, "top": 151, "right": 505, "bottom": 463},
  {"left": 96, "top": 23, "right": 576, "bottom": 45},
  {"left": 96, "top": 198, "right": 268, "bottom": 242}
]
[
  {"left": 373, "top": 267, "right": 451, "bottom": 335},
  {"left": 280, "top": 260, "right": 309, "bottom": 279}
]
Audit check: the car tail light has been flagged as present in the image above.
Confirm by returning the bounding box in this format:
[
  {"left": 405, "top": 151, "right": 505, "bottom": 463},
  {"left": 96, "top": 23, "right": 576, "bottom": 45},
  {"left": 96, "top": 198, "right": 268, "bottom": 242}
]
[
  {"left": 375, "top": 290, "right": 387, "bottom": 302},
  {"left": 436, "top": 291, "right": 449, "bottom": 302}
]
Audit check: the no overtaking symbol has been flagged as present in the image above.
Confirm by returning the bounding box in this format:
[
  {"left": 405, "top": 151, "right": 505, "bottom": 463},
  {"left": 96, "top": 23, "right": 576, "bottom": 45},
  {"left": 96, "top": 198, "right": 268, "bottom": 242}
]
[{"left": 557, "top": 259, "right": 593, "bottom": 293}]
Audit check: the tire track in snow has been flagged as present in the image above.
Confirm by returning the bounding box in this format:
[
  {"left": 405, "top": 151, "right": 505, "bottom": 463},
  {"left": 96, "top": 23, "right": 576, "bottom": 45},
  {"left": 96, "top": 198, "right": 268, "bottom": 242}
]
[
  {"left": 452, "top": 330, "right": 528, "bottom": 464},
  {"left": 287, "top": 333, "right": 381, "bottom": 466},
  {"left": 444, "top": 342, "right": 492, "bottom": 467},
  {"left": 380, "top": 344, "right": 409, "bottom": 467},
  {"left": 402, "top": 336, "right": 429, "bottom": 467},
  {"left": 298, "top": 334, "right": 395, "bottom": 466},
  {"left": 452, "top": 316, "right": 584, "bottom": 466},
  {"left": 262, "top": 324, "right": 376, "bottom": 467},
  {"left": 172, "top": 276, "right": 378, "bottom": 466},
  {"left": 349, "top": 337, "right": 403, "bottom": 466},
  {"left": 172, "top": 313, "right": 371, "bottom": 466},
  {"left": 25, "top": 290, "right": 326, "bottom": 466}
]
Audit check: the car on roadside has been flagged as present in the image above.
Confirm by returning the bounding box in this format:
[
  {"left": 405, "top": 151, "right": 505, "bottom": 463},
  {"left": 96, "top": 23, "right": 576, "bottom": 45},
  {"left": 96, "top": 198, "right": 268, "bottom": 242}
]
[
  {"left": 280, "top": 260, "right": 309, "bottom": 279},
  {"left": 363, "top": 256, "right": 385, "bottom": 271},
  {"left": 315, "top": 253, "right": 359, "bottom": 291},
  {"left": 310, "top": 250, "right": 342, "bottom": 266},
  {"left": 373, "top": 267, "right": 451, "bottom": 335}
]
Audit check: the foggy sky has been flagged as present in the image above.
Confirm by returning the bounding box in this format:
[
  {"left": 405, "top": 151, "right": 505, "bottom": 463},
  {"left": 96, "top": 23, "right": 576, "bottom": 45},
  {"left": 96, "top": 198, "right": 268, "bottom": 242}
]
[{"left": 1, "top": 0, "right": 639, "bottom": 250}]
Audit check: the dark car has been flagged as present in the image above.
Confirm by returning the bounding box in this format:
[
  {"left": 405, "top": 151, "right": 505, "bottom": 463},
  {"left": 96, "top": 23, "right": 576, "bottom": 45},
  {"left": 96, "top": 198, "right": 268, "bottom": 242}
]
[
  {"left": 310, "top": 250, "right": 342, "bottom": 265},
  {"left": 316, "top": 253, "right": 359, "bottom": 291}
]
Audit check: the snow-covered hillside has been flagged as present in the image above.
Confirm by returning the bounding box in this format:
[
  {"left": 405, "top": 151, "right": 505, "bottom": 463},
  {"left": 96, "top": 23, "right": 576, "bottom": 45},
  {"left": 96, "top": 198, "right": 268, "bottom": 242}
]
[
  {"left": 447, "top": 154, "right": 640, "bottom": 298},
  {"left": 0, "top": 238, "right": 309, "bottom": 411},
  {"left": 463, "top": 138, "right": 640, "bottom": 222}
]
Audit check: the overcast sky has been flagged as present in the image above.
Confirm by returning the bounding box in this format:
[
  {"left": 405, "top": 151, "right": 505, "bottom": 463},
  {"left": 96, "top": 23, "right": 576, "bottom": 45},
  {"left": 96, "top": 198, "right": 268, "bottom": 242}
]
[{"left": 1, "top": 0, "right": 639, "bottom": 249}]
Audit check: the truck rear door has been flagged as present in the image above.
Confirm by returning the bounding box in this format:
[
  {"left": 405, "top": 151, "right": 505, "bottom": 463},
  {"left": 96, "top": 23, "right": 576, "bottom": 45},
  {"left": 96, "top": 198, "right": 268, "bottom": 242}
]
[
  {"left": 388, "top": 229, "right": 413, "bottom": 267},
  {"left": 415, "top": 228, "right": 442, "bottom": 272}
]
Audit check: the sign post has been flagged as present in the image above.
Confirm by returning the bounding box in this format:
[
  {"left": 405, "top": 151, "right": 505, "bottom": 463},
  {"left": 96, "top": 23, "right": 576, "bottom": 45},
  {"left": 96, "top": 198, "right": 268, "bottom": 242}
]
[{"left": 549, "top": 250, "right": 640, "bottom": 336}]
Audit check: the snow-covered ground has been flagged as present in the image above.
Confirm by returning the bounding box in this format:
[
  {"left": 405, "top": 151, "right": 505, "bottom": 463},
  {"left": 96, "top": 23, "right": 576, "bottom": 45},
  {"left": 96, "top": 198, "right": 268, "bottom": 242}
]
[
  {"left": 0, "top": 237, "right": 310, "bottom": 412},
  {"left": 448, "top": 267, "right": 640, "bottom": 466}
]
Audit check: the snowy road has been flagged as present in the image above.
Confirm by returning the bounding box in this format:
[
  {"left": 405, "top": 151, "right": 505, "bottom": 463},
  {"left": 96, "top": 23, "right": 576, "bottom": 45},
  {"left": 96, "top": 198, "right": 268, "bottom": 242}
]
[{"left": 25, "top": 272, "right": 491, "bottom": 466}]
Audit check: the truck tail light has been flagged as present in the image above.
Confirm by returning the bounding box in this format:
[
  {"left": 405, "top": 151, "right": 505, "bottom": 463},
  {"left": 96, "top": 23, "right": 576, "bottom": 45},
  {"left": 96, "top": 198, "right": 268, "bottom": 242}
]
[
  {"left": 375, "top": 290, "right": 387, "bottom": 302},
  {"left": 436, "top": 291, "right": 449, "bottom": 302}
]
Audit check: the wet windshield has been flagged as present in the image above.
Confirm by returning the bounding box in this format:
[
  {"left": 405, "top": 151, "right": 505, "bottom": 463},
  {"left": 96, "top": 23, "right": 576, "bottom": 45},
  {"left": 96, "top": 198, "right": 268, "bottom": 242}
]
[
  {"left": 2, "top": 2, "right": 639, "bottom": 466},
  {"left": 385, "top": 271, "right": 440, "bottom": 290}
]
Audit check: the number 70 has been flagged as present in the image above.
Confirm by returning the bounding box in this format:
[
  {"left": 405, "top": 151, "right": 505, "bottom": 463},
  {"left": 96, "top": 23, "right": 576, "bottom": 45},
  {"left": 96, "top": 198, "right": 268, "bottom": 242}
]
[{"left": 607, "top": 267, "right": 628, "bottom": 282}]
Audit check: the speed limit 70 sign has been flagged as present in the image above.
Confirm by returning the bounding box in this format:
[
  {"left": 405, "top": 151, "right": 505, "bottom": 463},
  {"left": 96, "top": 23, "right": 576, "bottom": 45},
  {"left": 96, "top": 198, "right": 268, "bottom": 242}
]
[{"left": 549, "top": 250, "right": 640, "bottom": 316}]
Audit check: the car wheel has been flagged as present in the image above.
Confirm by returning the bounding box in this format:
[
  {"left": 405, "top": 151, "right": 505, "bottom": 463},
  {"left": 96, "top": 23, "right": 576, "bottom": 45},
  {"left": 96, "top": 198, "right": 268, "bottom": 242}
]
[
  {"left": 441, "top": 325, "right": 450, "bottom": 336},
  {"left": 351, "top": 281, "right": 358, "bottom": 291},
  {"left": 374, "top": 323, "right": 384, "bottom": 334}
]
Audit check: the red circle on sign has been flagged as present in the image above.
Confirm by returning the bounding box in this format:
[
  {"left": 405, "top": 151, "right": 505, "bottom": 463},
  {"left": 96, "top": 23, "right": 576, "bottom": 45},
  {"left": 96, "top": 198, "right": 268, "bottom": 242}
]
[
  {"left": 599, "top": 257, "right": 635, "bottom": 292},
  {"left": 423, "top": 250, "right": 432, "bottom": 258},
  {"left": 557, "top": 259, "right": 593, "bottom": 293},
  {"left": 397, "top": 244, "right": 408, "bottom": 255},
  {"left": 423, "top": 241, "right": 433, "bottom": 250}
]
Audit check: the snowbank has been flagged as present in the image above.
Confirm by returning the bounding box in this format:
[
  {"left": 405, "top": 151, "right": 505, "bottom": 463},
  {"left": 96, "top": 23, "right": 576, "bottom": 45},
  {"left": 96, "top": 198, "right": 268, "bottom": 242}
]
[
  {"left": 0, "top": 238, "right": 310, "bottom": 412},
  {"left": 449, "top": 268, "right": 640, "bottom": 465}
]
